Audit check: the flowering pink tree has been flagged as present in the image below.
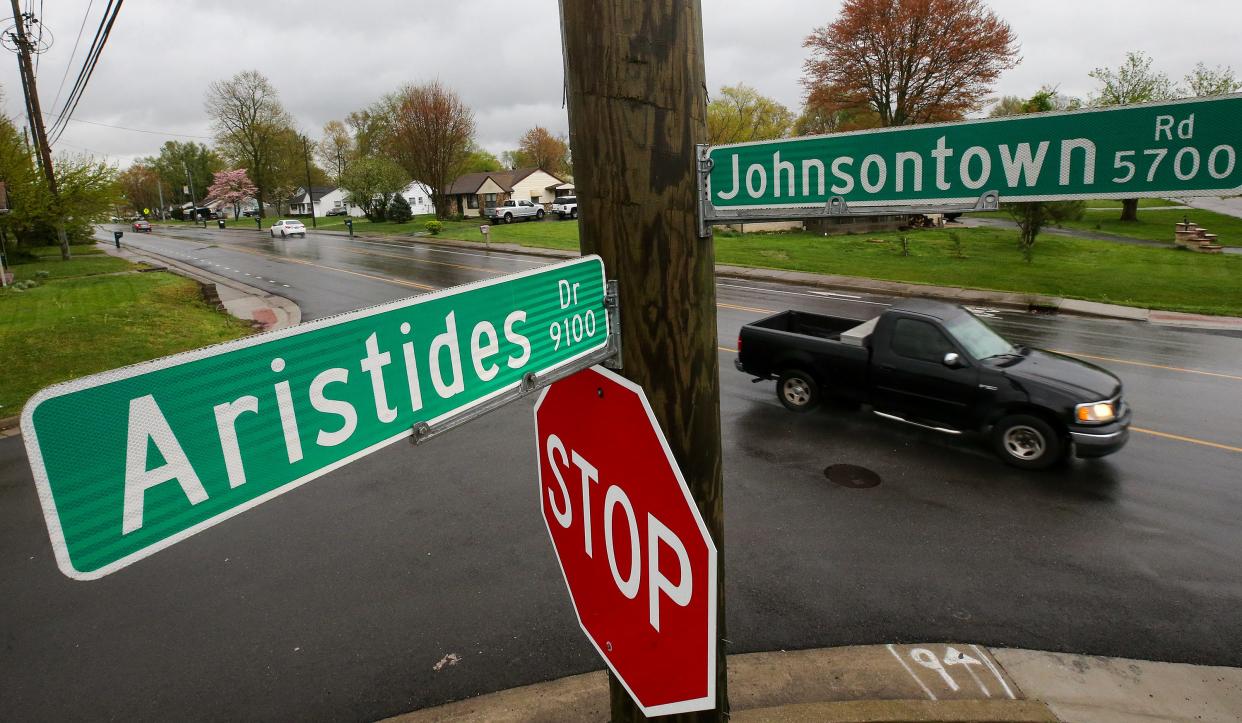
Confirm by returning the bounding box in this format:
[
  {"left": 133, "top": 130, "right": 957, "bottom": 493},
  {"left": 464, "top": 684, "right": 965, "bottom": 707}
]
[{"left": 205, "top": 168, "right": 258, "bottom": 220}]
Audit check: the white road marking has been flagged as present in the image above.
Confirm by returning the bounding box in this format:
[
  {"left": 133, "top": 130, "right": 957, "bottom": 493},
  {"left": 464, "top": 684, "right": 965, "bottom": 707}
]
[
  {"left": 717, "top": 282, "right": 891, "bottom": 306},
  {"left": 812, "top": 290, "right": 862, "bottom": 299},
  {"left": 349, "top": 237, "right": 544, "bottom": 266},
  {"left": 887, "top": 644, "right": 938, "bottom": 701}
]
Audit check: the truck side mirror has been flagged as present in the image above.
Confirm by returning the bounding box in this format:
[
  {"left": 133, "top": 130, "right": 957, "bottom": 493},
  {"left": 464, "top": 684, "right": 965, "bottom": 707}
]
[{"left": 943, "top": 352, "right": 962, "bottom": 368}]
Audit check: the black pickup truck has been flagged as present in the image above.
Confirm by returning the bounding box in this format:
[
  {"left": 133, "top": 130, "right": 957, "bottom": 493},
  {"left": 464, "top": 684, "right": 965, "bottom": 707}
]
[{"left": 735, "top": 299, "right": 1131, "bottom": 469}]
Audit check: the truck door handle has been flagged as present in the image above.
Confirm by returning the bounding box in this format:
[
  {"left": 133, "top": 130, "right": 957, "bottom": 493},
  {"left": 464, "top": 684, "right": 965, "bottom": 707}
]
[{"left": 878, "top": 364, "right": 895, "bottom": 372}]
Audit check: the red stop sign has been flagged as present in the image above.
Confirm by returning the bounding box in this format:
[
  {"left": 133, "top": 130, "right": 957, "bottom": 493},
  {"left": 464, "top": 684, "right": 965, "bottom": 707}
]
[{"left": 534, "top": 366, "right": 717, "bottom": 716}]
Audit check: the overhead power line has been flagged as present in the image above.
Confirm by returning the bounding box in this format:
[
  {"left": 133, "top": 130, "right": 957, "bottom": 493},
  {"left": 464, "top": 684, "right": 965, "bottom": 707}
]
[
  {"left": 42, "top": 111, "right": 213, "bottom": 140},
  {"left": 48, "top": 0, "right": 122, "bottom": 145},
  {"left": 49, "top": 0, "right": 94, "bottom": 112}
]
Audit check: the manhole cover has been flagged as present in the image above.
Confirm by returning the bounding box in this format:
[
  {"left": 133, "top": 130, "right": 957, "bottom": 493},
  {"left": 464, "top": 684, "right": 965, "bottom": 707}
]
[{"left": 824, "top": 464, "right": 881, "bottom": 489}]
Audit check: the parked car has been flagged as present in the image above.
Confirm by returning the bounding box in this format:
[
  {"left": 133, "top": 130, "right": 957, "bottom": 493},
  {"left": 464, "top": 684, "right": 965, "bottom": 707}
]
[
  {"left": 484, "top": 199, "right": 544, "bottom": 224},
  {"left": 242, "top": 209, "right": 259, "bottom": 217},
  {"left": 326, "top": 207, "right": 348, "bottom": 217},
  {"left": 551, "top": 196, "right": 578, "bottom": 220},
  {"left": 734, "top": 299, "right": 1130, "bottom": 469},
  {"left": 270, "top": 219, "right": 307, "bottom": 238},
  {"left": 132, "top": 220, "right": 152, "bottom": 232}
]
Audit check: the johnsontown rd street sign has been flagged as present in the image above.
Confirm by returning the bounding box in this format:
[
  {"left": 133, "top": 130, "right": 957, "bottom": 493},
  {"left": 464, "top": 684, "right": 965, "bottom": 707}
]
[
  {"left": 22, "top": 255, "right": 609, "bottom": 580},
  {"left": 705, "top": 94, "right": 1242, "bottom": 213}
]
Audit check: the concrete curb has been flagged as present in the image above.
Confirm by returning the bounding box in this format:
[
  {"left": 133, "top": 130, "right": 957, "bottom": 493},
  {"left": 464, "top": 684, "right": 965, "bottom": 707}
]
[
  {"left": 383, "top": 644, "right": 1242, "bottom": 723},
  {"left": 98, "top": 238, "right": 302, "bottom": 331}
]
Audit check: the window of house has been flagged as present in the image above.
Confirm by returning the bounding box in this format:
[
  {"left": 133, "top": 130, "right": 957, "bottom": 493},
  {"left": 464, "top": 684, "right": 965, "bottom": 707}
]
[
  {"left": 485, "top": 194, "right": 499, "bottom": 208},
  {"left": 467, "top": 195, "right": 479, "bottom": 209}
]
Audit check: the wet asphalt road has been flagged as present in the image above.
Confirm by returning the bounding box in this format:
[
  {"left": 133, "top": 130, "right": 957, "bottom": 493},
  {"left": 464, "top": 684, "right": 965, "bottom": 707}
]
[{"left": 1, "top": 225, "right": 1240, "bottom": 721}]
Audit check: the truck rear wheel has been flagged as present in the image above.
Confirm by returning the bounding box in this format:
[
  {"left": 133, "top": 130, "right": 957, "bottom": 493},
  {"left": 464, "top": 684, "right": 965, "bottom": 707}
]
[
  {"left": 777, "top": 370, "right": 820, "bottom": 413},
  {"left": 992, "top": 414, "right": 1063, "bottom": 470}
]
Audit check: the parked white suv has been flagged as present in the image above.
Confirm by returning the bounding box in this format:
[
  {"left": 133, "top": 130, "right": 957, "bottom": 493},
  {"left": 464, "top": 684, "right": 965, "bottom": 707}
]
[
  {"left": 552, "top": 196, "right": 577, "bottom": 220},
  {"left": 270, "top": 219, "right": 307, "bottom": 238}
]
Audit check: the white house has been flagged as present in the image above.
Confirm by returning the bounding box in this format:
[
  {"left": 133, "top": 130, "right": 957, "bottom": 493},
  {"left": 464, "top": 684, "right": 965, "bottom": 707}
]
[
  {"left": 400, "top": 181, "right": 436, "bottom": 216},
  {"left": 317, "top": 187, "right": 366, "bottom": 218}
]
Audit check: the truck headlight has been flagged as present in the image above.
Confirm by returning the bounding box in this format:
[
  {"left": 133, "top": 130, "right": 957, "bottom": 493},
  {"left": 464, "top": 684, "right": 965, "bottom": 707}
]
[{"left": 1075, "top": 401, "right": 1117, "bottom": 423}]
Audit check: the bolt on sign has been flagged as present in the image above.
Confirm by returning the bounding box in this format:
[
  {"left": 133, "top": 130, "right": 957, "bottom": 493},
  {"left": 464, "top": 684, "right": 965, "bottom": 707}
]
[
  {"left": 707, "top": 94, "right": 1242, "bottom": 211},
  {"left": 535, "top": 366, "right": 718, "bottom": 716},
  {"left": 22, "top": 256, "right": 609, "bottom": 580}
]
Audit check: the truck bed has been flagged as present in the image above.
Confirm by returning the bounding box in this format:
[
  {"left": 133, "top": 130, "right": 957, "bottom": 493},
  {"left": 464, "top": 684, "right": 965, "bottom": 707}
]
[{"left": 750, "top": 310, "right": 867, "bottom": 342}]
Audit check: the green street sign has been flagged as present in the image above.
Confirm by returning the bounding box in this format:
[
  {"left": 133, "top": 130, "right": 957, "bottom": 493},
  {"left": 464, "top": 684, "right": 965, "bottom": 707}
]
[
  {"left": 706, "top": 94, "right": 1242, "bottom": 211},
  {"left": 22, "top": 255, "right": 610, "bottom": 580}
]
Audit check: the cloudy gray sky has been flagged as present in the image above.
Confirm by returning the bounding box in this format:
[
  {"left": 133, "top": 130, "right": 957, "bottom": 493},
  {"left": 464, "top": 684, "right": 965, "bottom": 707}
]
[{"left": 3, "top": 0, "right": 1239, "bottom": 168}]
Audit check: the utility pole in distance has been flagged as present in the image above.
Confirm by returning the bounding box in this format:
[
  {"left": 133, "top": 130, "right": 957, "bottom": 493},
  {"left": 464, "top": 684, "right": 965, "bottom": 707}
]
[
  {"left": 7, "top": 0, "right": 70, "bottom": 260},
  {"left": 301, "top": 134, "right": 317, "bottom": 229},
  {"left": 559, "top": 2, "right": 727, "bottom": 720}
]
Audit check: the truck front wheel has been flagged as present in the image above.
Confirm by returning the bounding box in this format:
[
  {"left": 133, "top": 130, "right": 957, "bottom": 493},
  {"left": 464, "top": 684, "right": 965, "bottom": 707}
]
[
  {"left": 503, "top": 213, "right": 513, "bottom": 224},
  {"left": 992, "top": 414, "right": 1063, "bottom": 470},
  {"left": 777, "top": 370, "right": 820, "bottom": 413}
]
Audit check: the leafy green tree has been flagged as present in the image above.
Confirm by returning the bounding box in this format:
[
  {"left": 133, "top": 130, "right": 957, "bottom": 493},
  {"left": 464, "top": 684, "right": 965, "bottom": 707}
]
[
  {"left": 340, "top": 157, "right": 408, "bottom": 221},
  {"left": 707, "top": 84, "right": 794, "bottom": 145},
  {"left": 143, "top": 141, "right": 223, "bottom": 208},
  {"left": 461, "top": 144, "right": 502, "bottom": 173},
  {"left": 1183, "top": 62, "right": 1240, "bottom": 97},
  {"left": 0, "top": 111, "right": 117, "bottom": 249},
  {"left": 1089, "top": 52, "right": 1178, "bottom": 221},
  {"left": 387, "top": 193, "right": 413, "bottom": 223},
  {"left": 994, "top": 86, "right": 1085, "bottom": 259}
]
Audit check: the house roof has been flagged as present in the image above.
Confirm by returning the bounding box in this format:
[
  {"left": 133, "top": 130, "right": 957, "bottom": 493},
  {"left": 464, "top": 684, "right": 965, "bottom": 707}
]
[
  {"left": 289, "top": 186, "right": 336, "bottom": 204},
  {"left": 447, "top": 168, "right": 564, "bottom": 195}
]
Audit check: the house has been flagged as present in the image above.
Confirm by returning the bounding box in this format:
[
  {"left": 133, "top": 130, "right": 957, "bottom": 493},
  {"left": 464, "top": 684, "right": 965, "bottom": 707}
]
[
  {"left": 552, "top": 181, "right": 575, "bottom": 198},
  {"left": 399, "top": 181, "right": 436, "bottom": 216},
  {"left": 446, "top": 168, "right": 566, "bottom": 217},
  {"left": 287, "top": 186, "right": 336, "bottom": 216},
  {"left": 317, "top": 187, "right": 366, "bottom": 218}
]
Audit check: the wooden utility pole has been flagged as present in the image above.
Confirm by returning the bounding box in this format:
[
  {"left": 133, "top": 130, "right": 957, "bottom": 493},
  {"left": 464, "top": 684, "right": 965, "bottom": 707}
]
[
  {"left": 8, "top": 0, "right": 70, "bottom": 260},
  {"left": 559, "top": 2, "right": 727, "bottom": 720}
]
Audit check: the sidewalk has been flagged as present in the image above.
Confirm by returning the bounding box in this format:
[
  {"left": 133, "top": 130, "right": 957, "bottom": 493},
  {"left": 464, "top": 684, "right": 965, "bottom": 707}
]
[
  {"left": 99, "top": 238, "right": 301, "bottom": 331},
  {"left": 384, "top": 644, "right": 1242, "bottom": 723}
]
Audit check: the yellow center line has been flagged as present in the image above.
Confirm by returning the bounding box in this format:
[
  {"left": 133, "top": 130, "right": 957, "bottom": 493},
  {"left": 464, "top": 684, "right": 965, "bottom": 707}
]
[
  {"left": 1049, "top": 350, "right": 1242, "bottom": 382},
  {"left": 1131, "top": 427, "right": 1242, "bottom": 454},
  {"left": 224, "top": 245, "right": 436, "bottom": 290},
  {"left": 718, "top": 302, "right": 775, "bottom": 314}
]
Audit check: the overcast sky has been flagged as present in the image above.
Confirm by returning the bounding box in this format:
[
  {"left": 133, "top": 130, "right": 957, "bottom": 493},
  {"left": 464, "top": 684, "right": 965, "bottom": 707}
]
[{"left": 3, "top": 0, "right": 1239, "bottom": 168}]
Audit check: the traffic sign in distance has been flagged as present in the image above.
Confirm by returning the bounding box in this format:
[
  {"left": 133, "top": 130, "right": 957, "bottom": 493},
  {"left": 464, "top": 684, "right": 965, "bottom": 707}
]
[
  {"left": 23, "top": 255, "right": 609, "bottom": 580},
  {"left": 708, "top": 94, "right": 1242, "bottom": 209},
  {"left": 534, "top": 366, "right": 717, "bottom": 716}
]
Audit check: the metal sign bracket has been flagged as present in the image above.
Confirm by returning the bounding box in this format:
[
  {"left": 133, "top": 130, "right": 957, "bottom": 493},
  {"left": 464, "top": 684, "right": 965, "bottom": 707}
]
[{"left": 411, "top": 280, "right": 623, "bottom": 446}]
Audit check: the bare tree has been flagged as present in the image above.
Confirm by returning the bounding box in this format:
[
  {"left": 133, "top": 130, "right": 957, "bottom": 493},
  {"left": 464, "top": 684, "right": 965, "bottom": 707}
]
[
  {"left": 317, "top": 120, "right": 354, "bottom": 183},
  {"left": 379, "top": 82, "right": 475, "bottom": 219},
  {"left": 205, "top": 70, "right": 295, "bottom": 218}
]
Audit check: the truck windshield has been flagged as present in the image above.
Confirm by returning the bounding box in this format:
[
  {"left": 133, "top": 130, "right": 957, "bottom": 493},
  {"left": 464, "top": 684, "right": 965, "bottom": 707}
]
[{"left": 944, "top": 313, "right": 1015, "bottom": 360}]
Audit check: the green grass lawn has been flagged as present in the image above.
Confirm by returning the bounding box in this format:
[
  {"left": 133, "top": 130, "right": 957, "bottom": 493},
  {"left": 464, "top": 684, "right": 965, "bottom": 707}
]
[
  {"left": 0, "top": 247, "right": 252, "bottom": 414},
  {"left": 972, "top": 206, "right": 1242, "bottom": 246},
  {"left": 1083, "top": 198, "right": 1182, "bottom": 209},
  {"left": 1056, "top": 208, "right": 1242, "bottom": 246},
  {"left": 711, "top": 227, "right": 1242, "bottom": 316}
]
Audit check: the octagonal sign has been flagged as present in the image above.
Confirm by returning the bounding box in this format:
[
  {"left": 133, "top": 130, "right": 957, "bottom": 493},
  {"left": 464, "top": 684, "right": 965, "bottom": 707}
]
[{"left": 534, "top": 366, "right": 717, "bottom": 716}]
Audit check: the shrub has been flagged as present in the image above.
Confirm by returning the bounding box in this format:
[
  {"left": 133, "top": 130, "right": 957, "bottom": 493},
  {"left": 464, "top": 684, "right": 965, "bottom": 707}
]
[
  {"left": 424, "top": 220, "right": 443, "bottom": 235},
  {"left": 388, "top": 194, "right": 413, "bottom": 224}
]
